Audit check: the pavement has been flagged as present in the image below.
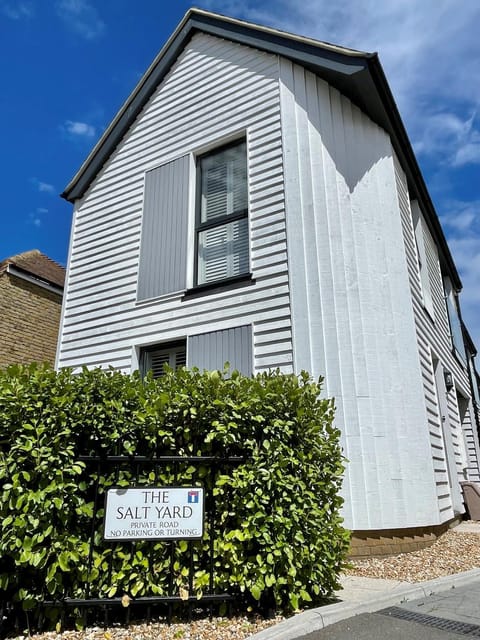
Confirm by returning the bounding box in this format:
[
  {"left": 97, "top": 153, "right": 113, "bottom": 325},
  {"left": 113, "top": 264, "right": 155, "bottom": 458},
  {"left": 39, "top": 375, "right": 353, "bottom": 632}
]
[{"left": 249, "top": 521, "right": 480, "bottom": 640}]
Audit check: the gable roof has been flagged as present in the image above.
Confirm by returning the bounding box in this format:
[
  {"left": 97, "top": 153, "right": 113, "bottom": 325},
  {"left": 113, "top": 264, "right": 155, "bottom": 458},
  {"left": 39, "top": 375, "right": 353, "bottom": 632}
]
[
  {"left": 0, "top": 249, "right": 65, "bottom": 290},
  {"left": 61, "top": 7, "right": 461, "bottom": 290}
]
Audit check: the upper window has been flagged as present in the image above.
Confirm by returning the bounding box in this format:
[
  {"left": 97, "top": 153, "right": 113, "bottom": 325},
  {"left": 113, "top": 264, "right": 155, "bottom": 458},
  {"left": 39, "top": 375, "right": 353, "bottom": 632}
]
[
  {"left": 443, "top": 276, "right": 466, "bottom": 363},
  {"left": 468, "top": 355, "right": 480, "bottom": 407},
  {"left": 196, "top": 140, "right": 249, "bottom": 286},
  {"left": 411, "top": 200, "right": 434, "bottom": 319}
]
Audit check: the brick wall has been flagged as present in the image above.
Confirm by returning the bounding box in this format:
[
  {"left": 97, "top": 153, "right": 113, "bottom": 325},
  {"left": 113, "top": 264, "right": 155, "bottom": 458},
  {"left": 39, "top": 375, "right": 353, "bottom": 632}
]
[
  {"left": 0, "top": 273, "right": 63, "bottom": 368},
  {"left": 349, "top": 517, "right": 461, "bottom": 557}
]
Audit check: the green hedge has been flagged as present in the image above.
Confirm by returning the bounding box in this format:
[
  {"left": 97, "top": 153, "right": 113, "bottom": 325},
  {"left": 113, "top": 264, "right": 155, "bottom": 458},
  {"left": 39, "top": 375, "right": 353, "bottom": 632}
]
[{"left": 0, "top": 364, "right": 349, "bottom": 626}]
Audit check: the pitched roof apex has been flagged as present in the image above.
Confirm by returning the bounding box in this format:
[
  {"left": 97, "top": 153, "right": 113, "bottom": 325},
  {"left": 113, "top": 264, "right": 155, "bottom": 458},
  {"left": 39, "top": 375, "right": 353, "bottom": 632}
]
[
  {"left": 61, "top": 7, "right": 374, "bottom": 203},
  {"left": 59, "top": 7, "right": 461, "bottom": 291}
]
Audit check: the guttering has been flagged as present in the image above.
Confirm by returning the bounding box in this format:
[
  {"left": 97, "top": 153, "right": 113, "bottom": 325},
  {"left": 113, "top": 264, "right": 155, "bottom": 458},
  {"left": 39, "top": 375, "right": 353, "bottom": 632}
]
[{"left": 6, "top": 264, "right": 64, "bottom": 296}]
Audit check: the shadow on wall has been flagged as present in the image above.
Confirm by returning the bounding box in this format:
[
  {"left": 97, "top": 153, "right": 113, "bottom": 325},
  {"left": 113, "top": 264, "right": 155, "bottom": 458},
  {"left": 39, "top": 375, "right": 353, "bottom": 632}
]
[{"left": 282, "top": 60, "right": 390, "bottom": 195}]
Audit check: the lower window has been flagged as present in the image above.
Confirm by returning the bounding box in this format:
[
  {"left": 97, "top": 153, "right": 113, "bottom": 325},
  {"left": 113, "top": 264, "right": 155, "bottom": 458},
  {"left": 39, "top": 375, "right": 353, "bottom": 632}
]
[{"left": 140, "top": 341, "right": 186, "bottom": 378}]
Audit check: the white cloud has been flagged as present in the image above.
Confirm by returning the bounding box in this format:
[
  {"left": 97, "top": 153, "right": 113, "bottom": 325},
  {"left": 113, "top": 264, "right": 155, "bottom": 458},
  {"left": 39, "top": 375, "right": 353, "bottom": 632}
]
[
  {"left": 38, "top": 182, "right": 55, "bottom": 193},
  {"left": 63, "top": 119, "right": 96, "bottom": 138},
  {"left": 30, "top": 178, "right": 55, "bottom": 194},
  {"left": 441, "top": 209, "right": 475, "bottom": 233},
  {"left": 0, "top": 1, "right": 33, "bottom": 19},
  {"left": 55, "top": 0, "right": 105, "bottom": 40},
  {"left": 27, "top": 207, "right": 49, "bottom": 228},
  {"left": 453, "top": 141, "right": 480, "bottom": 167},
  {"left": 414, "top": 111, "right": 480, "bottom": 168}
]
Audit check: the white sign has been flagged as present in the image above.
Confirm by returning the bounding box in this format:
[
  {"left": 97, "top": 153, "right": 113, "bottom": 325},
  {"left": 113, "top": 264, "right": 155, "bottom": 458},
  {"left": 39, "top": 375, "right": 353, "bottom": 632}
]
[{"left": 104, "top": 487, "right": 204, "bottom": 540}]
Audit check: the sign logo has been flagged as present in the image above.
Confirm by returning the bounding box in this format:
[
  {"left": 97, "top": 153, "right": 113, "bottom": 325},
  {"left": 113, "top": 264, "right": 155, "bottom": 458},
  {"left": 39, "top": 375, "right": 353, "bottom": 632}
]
[{"left": 188, "top": 490, "right": 199, "bottom": 504}]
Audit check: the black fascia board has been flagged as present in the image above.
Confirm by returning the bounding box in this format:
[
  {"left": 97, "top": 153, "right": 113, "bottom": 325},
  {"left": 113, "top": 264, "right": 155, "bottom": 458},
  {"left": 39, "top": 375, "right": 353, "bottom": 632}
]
[{"left": 190, "top": 11, "right": 368, "bottom": 76}]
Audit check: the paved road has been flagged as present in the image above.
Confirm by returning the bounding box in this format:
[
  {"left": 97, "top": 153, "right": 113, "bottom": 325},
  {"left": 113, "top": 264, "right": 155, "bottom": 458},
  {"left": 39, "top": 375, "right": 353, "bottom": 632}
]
[{"left": 293, "top": 581, "right": 480, "bottom": 639}]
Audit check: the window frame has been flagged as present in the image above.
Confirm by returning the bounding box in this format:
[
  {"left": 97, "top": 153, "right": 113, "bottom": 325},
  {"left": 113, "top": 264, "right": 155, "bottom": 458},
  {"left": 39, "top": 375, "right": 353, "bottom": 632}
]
[
  {"left": 443, "top": 276, "right": 466, "bottom": 364},
  {"left": 411, "top": 200, "right": 435, "bottom": 320},
  {"left": 194, "top": 139, "right": 250, "bottom": 287}
]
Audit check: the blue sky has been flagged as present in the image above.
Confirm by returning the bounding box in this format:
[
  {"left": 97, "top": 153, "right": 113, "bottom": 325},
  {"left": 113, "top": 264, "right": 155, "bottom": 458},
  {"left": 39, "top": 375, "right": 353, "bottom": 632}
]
[{"left": 1, "top": 0, "right": 479, "bottom": 346}]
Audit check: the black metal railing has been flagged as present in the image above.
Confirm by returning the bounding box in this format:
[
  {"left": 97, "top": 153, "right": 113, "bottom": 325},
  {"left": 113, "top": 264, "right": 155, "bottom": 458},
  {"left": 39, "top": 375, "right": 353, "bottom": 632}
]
[{"left": 2, "top": 453, "right": 245, "bottom": 635}]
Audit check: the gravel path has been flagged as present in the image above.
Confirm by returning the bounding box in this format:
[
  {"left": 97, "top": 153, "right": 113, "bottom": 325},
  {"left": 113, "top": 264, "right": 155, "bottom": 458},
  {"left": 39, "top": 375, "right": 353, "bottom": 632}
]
[
  {"left": 13, "top": 616, "right": 283, "bottom": 640},
  {"left": 12, "top": 525, "right": 480, "bottom": 640},
  {"left": 346, "top": 527, "right": 480, "bottom": 583}
]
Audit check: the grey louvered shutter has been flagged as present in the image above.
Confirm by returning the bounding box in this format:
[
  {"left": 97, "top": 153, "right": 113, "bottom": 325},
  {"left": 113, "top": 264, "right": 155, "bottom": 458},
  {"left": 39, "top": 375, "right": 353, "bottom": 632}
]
[
  {"left": 137, "top": 156, "right": 189, "bottom": 300},
  {"left": 188, "top": 326, "right": 252, "bottom": 376}
]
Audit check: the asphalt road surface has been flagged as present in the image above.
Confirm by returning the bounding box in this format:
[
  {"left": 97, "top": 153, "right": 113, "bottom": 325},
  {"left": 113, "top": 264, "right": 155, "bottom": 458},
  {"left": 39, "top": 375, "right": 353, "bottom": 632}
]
[{"left": 294, "top": 581, "right": 480, "bottom": 639}]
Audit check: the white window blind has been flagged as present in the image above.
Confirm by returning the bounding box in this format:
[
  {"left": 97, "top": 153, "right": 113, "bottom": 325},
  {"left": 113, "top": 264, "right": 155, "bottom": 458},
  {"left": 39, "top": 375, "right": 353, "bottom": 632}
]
[
  {"left": 200, "top": 143, "right": 247, "bottom": 223},
  {"left": 198, "top": 218, "right": 249, "bottom": 284}
]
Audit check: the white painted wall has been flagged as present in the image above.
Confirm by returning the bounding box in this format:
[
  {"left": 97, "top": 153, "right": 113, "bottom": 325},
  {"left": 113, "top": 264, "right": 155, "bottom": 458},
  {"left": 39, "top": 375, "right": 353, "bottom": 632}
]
[
  {"left": 394, "top": 156, "right": 479, "bottom": 518},
  {"left": 279, "top": 58, "right": 440, "bottom": 530}
]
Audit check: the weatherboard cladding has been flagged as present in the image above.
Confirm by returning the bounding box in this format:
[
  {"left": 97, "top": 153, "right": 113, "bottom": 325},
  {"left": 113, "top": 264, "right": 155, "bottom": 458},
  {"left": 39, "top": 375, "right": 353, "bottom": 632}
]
[
  {"left": 394, "top": 154, "right": 480, "bottom": 516},
  {"left": 57, "top": 33, "right": 293, "bottom": 373},
  {"left": 62, "top": 9, "right": 461, "bottom": 296},
  {"left": 57, "top": 23, "right": 479, "bottom": 532},
  {"left": 279, "top": 57, "right": 441, "bottom": 530}
]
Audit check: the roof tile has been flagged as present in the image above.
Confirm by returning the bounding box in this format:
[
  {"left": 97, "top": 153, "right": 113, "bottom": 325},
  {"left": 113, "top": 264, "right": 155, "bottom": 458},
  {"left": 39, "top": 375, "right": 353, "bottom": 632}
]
[{"left": 0, "top": 249, "right": 65, "bottom": 288}]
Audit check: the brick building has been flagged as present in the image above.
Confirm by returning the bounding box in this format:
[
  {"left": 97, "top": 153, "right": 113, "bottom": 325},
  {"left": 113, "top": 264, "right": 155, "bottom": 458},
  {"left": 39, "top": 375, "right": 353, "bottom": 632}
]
[{"left": 0, "top": 250, "right": 65, "bottom": 368}]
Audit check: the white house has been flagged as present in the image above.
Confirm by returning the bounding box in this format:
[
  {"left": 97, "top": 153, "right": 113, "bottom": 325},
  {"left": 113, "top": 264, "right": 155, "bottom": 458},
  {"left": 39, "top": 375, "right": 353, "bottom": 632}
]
[{"left": 57, "top": 9, "right": 480, "bottom": 543}]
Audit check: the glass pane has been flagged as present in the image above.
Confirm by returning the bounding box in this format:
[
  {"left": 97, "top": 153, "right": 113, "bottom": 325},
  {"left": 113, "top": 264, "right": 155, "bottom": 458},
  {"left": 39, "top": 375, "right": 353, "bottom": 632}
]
[
  {"left": 150, "top": 351, "right": 170, "bottom": 377},
  {"left": 447, "top": 294, "right": 465, "bottom": 359},
  {"left": 197, "top": 218, "right": 249, "bottom": 285},
  {"left": 147, "top": 346, "right": 186, "bottom": 377},
  {"left": 200, "top": 142, "right": 247, "bottom": 223},
  {"left": 469, "top": 357, "right": 480, "bottom": 405}
]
